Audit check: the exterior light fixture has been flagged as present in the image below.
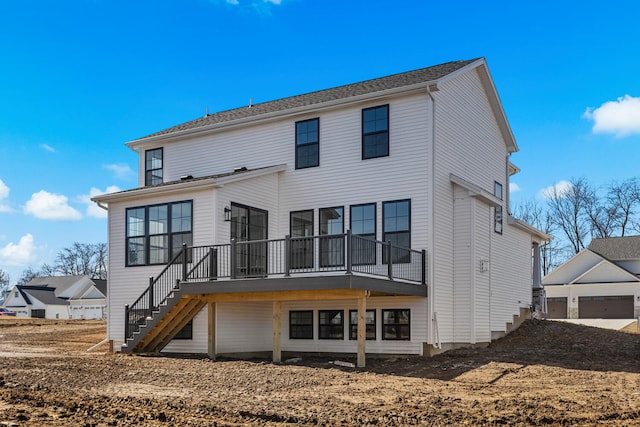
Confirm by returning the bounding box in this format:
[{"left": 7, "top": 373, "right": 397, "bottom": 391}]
[{"left": 224, "top": 206, "right": 232, "bottom": 222}]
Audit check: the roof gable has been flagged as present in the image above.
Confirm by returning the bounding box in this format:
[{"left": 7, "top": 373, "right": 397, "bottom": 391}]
[
  {"left": 544, "top": 248, "right": 640, "bottom": 286},
  {"left": 543, "top": 249, "right": 603, "bottom": 285},
  {"left": 570, "top": 260, "right": 640, "bottom": 284}
]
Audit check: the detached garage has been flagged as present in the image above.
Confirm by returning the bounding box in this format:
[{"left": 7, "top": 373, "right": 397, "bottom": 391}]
[
  {"left": 578, "top": 296, "right": 634, "bottom": 319},
  {"left": 543, "top": 236, "right": 640, "bottom": 320}
]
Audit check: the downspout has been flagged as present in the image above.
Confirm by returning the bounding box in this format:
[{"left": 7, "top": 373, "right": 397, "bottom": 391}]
[
  {"left": 96, "top": 201, "right": 108, "bottom": 211},
  {"left": 426, "top": 84, "right": 440, "bottom": 350}
]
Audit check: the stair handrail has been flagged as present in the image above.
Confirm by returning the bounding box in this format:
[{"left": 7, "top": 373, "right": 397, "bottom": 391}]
[{"left": 124, "top": 245, "right": 189, "bottom": 341}]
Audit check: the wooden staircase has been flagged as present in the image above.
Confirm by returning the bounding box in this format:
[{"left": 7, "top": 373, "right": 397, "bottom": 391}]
[
  {"left": 491, "top": 307, "right": 531, "bottom": 340},
  {"left": 121, "top": 285, "right": 206, "bottom": 354}
]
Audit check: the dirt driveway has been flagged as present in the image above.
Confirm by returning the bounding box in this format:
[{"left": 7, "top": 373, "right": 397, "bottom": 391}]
[{"left": 0, "top": 317, "right": 639, "bottom": 426}]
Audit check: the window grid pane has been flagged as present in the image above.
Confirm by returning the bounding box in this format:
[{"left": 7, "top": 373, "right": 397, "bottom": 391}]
[
  {"left": 296, "top": 118, "right": 319, "bottom": 169},
  {"left": 290, "top": 310, "right": 313, "bottom": 339},
  {"left": 362, "top": 105, "right": 389, "bottom": 160},
  {"left": 145, "top": 148, "right": 163, "bottom": 186},
  {"left": 383, "top": 200, "right": 410, "bottom": 263},
  {"left": 319, "top": 310, "right": 344, "bottom": 340},
  {"left": 319, "top": 207, "right": 344, "bottom": 267},
  {"left": 382, "top": 309, "right": 410, "bottom": 340},
  {"left": 349, "top": 309, "right": 376, "bottom": 340},
  {"left": 125, "top": 200, "right": 192, "bottom": 267}
]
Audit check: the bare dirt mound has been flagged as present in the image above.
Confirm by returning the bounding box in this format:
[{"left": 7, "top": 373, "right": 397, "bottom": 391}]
[{"left": 0, "top": 318, "right": 639, "bottom": 426}]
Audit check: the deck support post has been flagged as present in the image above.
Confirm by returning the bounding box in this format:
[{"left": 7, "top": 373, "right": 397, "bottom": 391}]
[
  {"left": 208, "top": 302, "right": 216, "bottom": 360},
  {"left": 357, "top": 292, "right": 367, "bottom": 368},
  {"left": 273, "top": 300, "right": 282, "bottom": 363}
]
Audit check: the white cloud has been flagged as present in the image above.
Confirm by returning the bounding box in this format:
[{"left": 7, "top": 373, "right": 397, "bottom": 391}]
[
  {"left": 0, "top": 234, "right": 37, "bottom": 266},
  {"left": 103, "top": 163, "right": 135, "bottom": 180},
  {"left": 0, "top": 179, "right": 11, "bottom": 212},
  {"left": 539, "top": 180, "right": 573, "bottom": 199},
  {"left": 583, "top": 95, "right": 640, "bottom": 137},
  {"left": 264, "top": 0, "right": 281, "bottom": 4},
  {"left": 40, "top": 143, "right": 56, "bottom": 153},
  {"left": 509, "top": 182, "right": 521, "bottom": 193},
  {"left": 80, "top": 186, "right": 121, "bottom": 219},
  {"left": 23, "top": 190, "right": 82, "bottom": 220},
  {"left": 226, "top": 0, "right": 239, "bottom": 4}
]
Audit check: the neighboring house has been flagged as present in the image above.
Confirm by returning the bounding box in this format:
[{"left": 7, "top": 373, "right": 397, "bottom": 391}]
[
  {"left": 93, "top": 58, "right": 547, "bottom": 366},
  {"left": 3, "top": 275, "right": 107, "bottom": 319},
  {"left": 543, "top": 236, "right": 640, "bottom": 319}
]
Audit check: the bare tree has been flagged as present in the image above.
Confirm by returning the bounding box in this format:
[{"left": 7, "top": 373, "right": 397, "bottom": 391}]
[
  {"left": 514, "top": 199, "right": 564, "bottom": 275},
  {"left": 608, "top": 178, "right": 640, "bottom": 236},
  {"left": 49, "top": 242, "right": 107, "bottom": 279},
  {"left": 0, "top": 269, "right": 10, "bottom": 300},
  {"left": 546, "top": 177, "right": 592, "bottom": 255},
  {"left": 583, "top": 184, "right": 619, "bottom": 239},
  {"left": 17, "top": 267, "right": 39, "bottom": 285}
]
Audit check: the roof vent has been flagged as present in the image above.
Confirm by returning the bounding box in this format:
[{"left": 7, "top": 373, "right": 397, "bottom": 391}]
[
  {"left": 233, "top": 167, "right": 247, "bottom": 173},
  {"left": 180, "top": 175, "right": 194, "bottom": 180}
]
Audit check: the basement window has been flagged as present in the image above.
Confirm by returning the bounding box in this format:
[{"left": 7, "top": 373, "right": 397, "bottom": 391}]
[
  {"left": 289, "top": 310, "right": 313, "bottom": 339},
  {"left": 382, "top": 309, "right": 410, "bottom": 340}
]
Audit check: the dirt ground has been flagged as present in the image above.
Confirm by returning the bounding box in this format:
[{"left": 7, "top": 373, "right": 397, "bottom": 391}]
[{"left": 0, "top": 318, "right": 639, "bottom": 426}]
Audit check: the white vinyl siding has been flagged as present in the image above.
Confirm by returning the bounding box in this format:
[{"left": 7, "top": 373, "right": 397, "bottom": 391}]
[
  {"left": 106, "top": 188, "right": 214, "bottom": 345},
  {"left": 432, "top": 68, "right": 525, "bottom": 344}
]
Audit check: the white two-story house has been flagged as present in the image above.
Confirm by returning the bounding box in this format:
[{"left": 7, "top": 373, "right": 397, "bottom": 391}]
[{"left": 93, "top": 58, "right": 547, "bottom": 366}]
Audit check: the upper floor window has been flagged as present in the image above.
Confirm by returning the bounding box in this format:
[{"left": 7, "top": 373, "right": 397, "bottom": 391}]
[
  {"left": 383, "top": 200, "right": 411, "bottom": 263},
  {"left": 295, "top": 118, "right": 319, "bottom": 169},
  {"left": 126, "top": 200, "right": 192, "bottom": 266},
  {"left": 494, "top": 181, "right": 503, "bottom": 200},
  {"left": 145, "top": 148, "right": 163, "bottom": 186},
  {"left": 362, "top": 105, "right": 389, "bottom": 159},
  {"left": 495, "top": 206, "right": 503, "bottom": 234}
]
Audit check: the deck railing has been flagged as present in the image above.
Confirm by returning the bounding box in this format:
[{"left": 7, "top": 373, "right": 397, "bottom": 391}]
[{"left": 124, "top": 231, "right": 426, "bottom": 341}]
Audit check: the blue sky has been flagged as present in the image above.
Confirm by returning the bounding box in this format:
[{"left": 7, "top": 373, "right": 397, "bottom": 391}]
[{"left": 1, "top": 0, "right": 639, "bottom": 284}]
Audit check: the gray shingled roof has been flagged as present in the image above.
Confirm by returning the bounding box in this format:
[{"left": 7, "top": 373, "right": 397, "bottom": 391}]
[
  {"left": 17, "top": 285, "right": 69, "bottom": 306},
  {"left": 95, "top": 164, "right": 280, "bottom": 199},
  {"left": 138, "top": 59, "right": 478, "bottom": 141},
  {"left": 92, "top": 279, "right": 107, "bottom": 296},
  {"left": 588, "top": 236, "right": 640, "bottom": 260}
]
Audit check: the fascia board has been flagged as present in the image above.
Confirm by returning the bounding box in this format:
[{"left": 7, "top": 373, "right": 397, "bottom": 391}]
[
  {"left": 92, "top": 178, "right": 220, "bottom": 203},
  {"left": 125, "top": 83, "right": 435, "bottom": 149}
]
